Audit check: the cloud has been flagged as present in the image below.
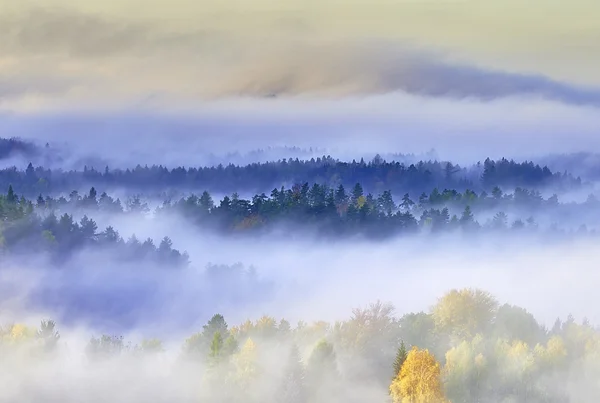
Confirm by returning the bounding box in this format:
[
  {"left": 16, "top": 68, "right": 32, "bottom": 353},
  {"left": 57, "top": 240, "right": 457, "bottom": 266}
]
[
  {"left": 1, "top": 6, "right": 599, "bottom": 110},
  {"left": 0, "top": 72, "right": 77, "bottom": 100},
  {"left": 0, "top": 8, "right": 154, "bottom": 57}
]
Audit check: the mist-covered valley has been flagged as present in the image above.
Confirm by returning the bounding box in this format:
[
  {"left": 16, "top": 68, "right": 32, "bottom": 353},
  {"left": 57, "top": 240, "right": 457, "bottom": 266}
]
[
  {"left": 2, "top": 134, "right": 600, "bottom": 402},
  {"left": 3, "top": 0, "right": 600, "bottom": 401}
]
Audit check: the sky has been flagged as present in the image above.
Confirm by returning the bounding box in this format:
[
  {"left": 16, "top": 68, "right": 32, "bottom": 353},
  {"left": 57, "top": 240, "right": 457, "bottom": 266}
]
[
  {"left": 0, "top": 0, "right": 599, "bottom": 160},
  {"left": 1, "top": 0, "right": 599, "bottom": 110}
]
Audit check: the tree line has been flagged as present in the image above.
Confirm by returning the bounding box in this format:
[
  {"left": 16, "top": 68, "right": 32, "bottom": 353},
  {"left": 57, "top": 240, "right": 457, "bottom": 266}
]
[
  {"left": 0, "top": 154, "right": 581, "bottom": 198},
  {"left": 0, "top": 185, "right": 189, "bottom": 266},
  {"left": 15, "top": 182, "right": 599, "bottom": 239},
  {"left": 3, "top": 288, "right": 598, "bottom": 402}
]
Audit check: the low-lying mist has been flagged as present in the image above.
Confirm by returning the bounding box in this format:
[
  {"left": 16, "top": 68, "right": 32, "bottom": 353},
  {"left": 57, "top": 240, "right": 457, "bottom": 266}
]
[
  {"left": 2, "top": 231, "right": 600, "bottom": 402},
  {"left": 2, "top": 2, "right": 600, "bottom": 402},
  {"left": 2, "top": 93, "right": 600, "bottom": 169},
  {"left": 4, "top": 228, "right": 599, "bottom": 334}
]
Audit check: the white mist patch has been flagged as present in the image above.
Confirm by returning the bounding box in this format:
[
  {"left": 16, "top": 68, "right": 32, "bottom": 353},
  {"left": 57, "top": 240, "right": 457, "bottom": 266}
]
[{"left": 1, "top": 94, "right": 600, "bottom": 169}]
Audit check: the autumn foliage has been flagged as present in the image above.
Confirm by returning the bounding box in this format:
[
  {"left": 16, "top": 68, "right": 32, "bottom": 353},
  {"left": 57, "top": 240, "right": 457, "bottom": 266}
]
[{"left": 390, "top": 347, "right": 447, "bottom": 403}]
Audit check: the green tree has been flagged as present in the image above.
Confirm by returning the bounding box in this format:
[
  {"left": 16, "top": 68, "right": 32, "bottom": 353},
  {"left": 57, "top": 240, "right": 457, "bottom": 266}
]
[
  {"left": 351, "top": 183, "right": 364, "bottom": 205},
  {"left": 400, "top": 193, "right": 415, "bottom": 211},
  {"left": 393, "top": 341, "right": 408, "bottom": 379},
  {"left": 460, "top": 205, "right": 476, "bottom": 229},
  {"left": 37, "top": 319, "right": 60, "bottom": 352},
  {"left": 204, "top": 314, "right": 228, "bottom": 341},
  {"left": 209, "top": 331, "right": 224, "bottom": 363},
  {"left": 6, "top": 185, "right": 16, "bottom": 204},
  {"left": 306, "top": 339, "right": 339, "bottom": 402}
]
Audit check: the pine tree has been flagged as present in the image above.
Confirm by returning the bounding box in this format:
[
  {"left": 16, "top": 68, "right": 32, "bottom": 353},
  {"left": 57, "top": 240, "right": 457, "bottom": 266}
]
[
  {"left": 400, "top": 193, "right": 415, "bottom": 211},
  {"left": 7, "top": 185, "right": 16, "bottom": 203},
  {"left": 393, "top": 341, "right": 408, "bottom": 378},
  {"left": 460, "top": 205, "right": 475, "bottom": 227},
  {"left": 37, "top": 319, "right": 60, "bottom": 352},
  {"left": 351, "top": 183, "right": 364, "bottom": 205}
]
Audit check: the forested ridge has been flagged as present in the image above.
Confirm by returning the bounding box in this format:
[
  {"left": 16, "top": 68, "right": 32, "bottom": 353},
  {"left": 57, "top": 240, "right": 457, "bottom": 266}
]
[
  {"left": 0, "top": 185, "right": 189, "bottom": 266},
  {"left": 0, "top": 154, "right": 581, "bottom": 198},
  {"left": 1, "top": 181, "right": 598, "bottom": 256},
  {"left": 3, "top": 289, "right": 599, "bottom": 402},
  {"left": 2, "top": 136, "right": 600, "bottom": 402},
  {"left": 0, "top": 138, "right": 580, "bottom": 197}
]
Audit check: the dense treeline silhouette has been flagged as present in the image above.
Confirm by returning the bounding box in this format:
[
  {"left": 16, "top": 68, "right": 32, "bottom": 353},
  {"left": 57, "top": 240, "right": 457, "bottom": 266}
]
[
  {"left": 7, "top": 182, "right": 597, "bottom": 241},
  {"left": 0, "top": 137, "right": 39, "bottom": 160},
  {"left": 3, "top": 289, "right": 599, "bottom": 402},
  {"left": 0, "top": 155, "right": 581, "bottom": 198},
  {"left": 0, "top": 185, "right": 189, "bottom": 267}
]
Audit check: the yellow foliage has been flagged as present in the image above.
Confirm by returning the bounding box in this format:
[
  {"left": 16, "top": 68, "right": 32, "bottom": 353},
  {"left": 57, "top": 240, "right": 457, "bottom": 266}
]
[
  {"left": 495, "top": 339, "right": 536, "bottom": 379},
  {"left": 233, "top": 338, "right": 259, "bottom": 388},
  {"left": 240, "top": 319, "right": 255, "bottom": 335},
  {"left": 7, "top": 323, "right": 37, "bottom": 343},
  {"left": 445, "top": 335, "right": 486, "bottom": 374},
  {"left": 140, "top": 338, "right": 164, "bottom": 353},
  {"left": 229, "top": 325, "right": 240, "bottom": 338},
  {"left": 443, "top": 336, "right": 487, "bottom": 402},
  {"left": 255, "top": 316, "right": 277, "bottom": 338},
  {"left": 534, "top": 335, "right": 567, "bottom": 371},
  {"left": 390, "top": 346, "right": 446, "bottom": 403},
  {"left": 474, "top": 353, "right": 486, "bottom": 369},
  {"left": 546, "top": 336, "right": 567, "bottom": 359},
  {"left": 432, "top": 288, "right": 498, "bottom": 339}
]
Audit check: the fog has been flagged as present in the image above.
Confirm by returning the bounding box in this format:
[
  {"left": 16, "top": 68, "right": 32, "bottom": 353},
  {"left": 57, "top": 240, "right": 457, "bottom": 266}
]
[
  {"left": 34, "top": 208, "right": 600, "bottom": 325},
  {"left": 3, "top": 176, "right": 600, "bottom": 402},
  {"left": 2, "top": 2, "right": 600, "bottom": 402},
  {"left": 1, "top": 94, "right": 600, "bottom": 170},
  {"left": 2, "top": 218, "right": 600, "bottom": 401},
  {"left": 12, "top": 226, "right": 600, "bottom": 329}
]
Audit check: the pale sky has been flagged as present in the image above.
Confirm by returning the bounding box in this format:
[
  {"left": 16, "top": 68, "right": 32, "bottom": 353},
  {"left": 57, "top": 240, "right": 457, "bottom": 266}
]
[{"left": 1, "top": 0, "right": 599, "bottom": 111}]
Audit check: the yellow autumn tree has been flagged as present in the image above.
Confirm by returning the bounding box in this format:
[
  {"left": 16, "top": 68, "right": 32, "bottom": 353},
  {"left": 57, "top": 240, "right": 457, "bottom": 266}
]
[
  {"left": 432, "top": 288, "right": 498, "bottom": 340},
  {"left": 3, "top": 323, "right": 37, "bottom": 345},
  {"left": 390, "top": 346, "right": 447, "bottom": 403},
  {"left": 233, "top": 337, "right": 259, "bottom": 388},
  {"left": 254, "top": 315, "right": 278, "bottom": 339},
  {"left": 444, "top": 335, "right": 488, "bottom": 402},
  {"left": 534, "top": 335, "right": 567, "bottom": 371},
  {"left": 495, "top": 339, "right": 537, "bottom": 390}
]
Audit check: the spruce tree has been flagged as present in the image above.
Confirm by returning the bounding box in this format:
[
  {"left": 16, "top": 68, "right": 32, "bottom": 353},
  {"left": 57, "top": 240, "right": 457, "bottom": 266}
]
[{"left": 393, "top": 341, "right": 408, "bottom": 379}]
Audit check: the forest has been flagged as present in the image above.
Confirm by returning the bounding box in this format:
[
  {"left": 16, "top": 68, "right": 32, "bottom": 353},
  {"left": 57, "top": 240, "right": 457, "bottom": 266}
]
[
  {"left": 3, "top": 289, "right": 599, "bottom": 403},
  {"left": 1, "top": 135, "right": 600, "bottom": 403},
  {"left": 1, "top": 179, "right": 599, "bottom": 259},
  {"left": 0, "top": 152, "right": 582, "bottom": 198},
  {"left": 2, "top": 0, "right": 599, "bottom": 401}
]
